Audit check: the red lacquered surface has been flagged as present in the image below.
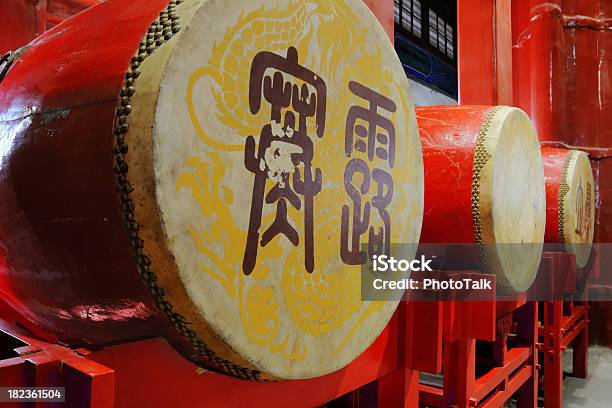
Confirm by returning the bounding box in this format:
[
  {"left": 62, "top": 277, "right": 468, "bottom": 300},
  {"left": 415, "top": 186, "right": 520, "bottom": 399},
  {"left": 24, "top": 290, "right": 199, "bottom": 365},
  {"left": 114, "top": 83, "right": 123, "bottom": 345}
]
[
  {"left": 513, "top": 1, "right": 612, "bottom": 155},
  {"left": 457, "top": 0, "right": 495, "bottom": 105},
  {"left": 562, "top": 0, "right": 612, "bottom": 17},
  {"left": 457, "top": 0, "right": 513, "bottom": 106},
  {"left": 596, "top": 159, "right": 612, "bottom": 245},
  {"left": 0, "top": 0, "right": 39, "bottom": 55},
  {"left": 528, "top": 0, "right": 567, "bottom": 143},
  {"left": 416, "top": 106, "right": 491, "bottom": 243},
  {"left": 0, "top": 0, "right": 169, "bottom": 345},
  {"left": 0, "top": 310, "right": 416, "bottom": 408},
  {"left": 512, "top": 0, "right": 532, "bottom": 116},
  {"left": 541, "top": 147, "right": 566, "bottom": 243},
  {"left": 563, "top": 25, "right": 612, "bottom": 153}
]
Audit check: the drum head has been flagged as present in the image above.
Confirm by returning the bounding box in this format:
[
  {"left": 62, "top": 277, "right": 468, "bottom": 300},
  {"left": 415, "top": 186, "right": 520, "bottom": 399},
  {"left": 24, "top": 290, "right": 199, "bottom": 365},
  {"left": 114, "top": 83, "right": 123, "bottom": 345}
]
[
  {"left": 480, "top": 107, "right": 546, "bottom": 293},
  {"left": 120, "top": 0, "right": 423, "bottom": 379},
  {"left": 560, "top": 151, "right": 595, "bottom": 268}
]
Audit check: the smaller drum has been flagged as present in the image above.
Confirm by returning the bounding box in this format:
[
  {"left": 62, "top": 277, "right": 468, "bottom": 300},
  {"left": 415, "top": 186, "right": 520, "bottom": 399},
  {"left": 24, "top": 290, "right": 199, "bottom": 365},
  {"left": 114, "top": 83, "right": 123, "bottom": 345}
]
[
  {"left": 417, "top": 105, "right": 546, "bottom": 293},
  {"left": 542, "top": 147, "right": 595, "bottom": 267}
]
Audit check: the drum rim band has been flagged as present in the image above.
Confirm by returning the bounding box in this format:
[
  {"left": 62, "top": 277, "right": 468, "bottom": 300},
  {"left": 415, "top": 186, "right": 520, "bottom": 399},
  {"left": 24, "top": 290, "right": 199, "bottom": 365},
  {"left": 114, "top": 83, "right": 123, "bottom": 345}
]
[
  {"left": 471, "top": 105, "right": 502, "bottom": 270},
  {"left": 557, "top": 151, "right": 573, "bottom": 250}
]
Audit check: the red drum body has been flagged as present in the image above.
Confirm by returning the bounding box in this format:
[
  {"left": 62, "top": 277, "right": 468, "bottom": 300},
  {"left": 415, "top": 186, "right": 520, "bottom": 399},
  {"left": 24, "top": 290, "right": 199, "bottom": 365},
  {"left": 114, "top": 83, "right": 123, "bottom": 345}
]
[
  {"left": 418, "top": 107, "right": 490, "bottom": 244},
  {"left": 541, "top": 147, "right": 595, "bottom": 267},
  {"left": 0, "top": 0, "right": 169, "bottom": 346}
]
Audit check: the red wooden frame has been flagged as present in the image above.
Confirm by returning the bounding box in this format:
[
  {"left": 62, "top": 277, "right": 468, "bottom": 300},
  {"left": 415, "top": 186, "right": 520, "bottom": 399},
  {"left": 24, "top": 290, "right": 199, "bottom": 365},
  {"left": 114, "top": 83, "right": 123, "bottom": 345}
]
[
  {"left": 406, "top": 295, "right": 538, "bottom": 408},
  {"left": 0, "top": 304, "right": 417, "bottom": 408},
  {"left": 537, "top": 251, "right": 596, "bottom": 408}
]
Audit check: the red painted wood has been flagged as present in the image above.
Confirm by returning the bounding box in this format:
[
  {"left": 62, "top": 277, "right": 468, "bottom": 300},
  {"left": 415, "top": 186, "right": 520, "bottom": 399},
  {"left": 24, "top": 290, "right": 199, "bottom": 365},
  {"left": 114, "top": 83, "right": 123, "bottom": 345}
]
[
  {"left": 561, "top": 0, "right": 612, "bottom": 24},
  {"left": 0, "top": 320, "right": 115, "bottom": 408},
  {"left": 513, "top": 0, "right": 612, "bottom": 154},
  {"left": 89, "top": 315, "right": 401, "bottom": 407},
  {"left": 458, "top": 0, "right": 513, "bottom": 105},
  {"left": 416, "top": 106, "right": 491, "bottom": 244},
  {"left": 0, "top": 310, "right": 415, "bottom": 407},
  {"left": 457, "top": 0, "right": 495, "bottom": 104},
  {"left": 528, "top": 0, "right": 566, "bottom": 143},
  {"left": 418, "top": 299, "right": 538, "bottom": 408},
  {"left": 0, "top": 0, "right": 39, "bottom": 54},
  {"left": 495, "top": 0, "right": 514, "bottom": 106},
  {"left": 0, "top": 0, "right": 169, "bottom": 346},
  {"left": 378, "top": 368, "right": 420, "bottom": 408},
  {"left": 596, "top": 158, "right": 612, "bottom": 246},
  {"left": 405, "top": 301, "right": 443, "bottom": 373},
  {"left": 512, "top": 0, "right": 532, "bottom": 115},
  {"left": 541, "top": 147, "right": 568, "bottom": 243},
  {"left": 563, "top": 24, "right": 612, "bottom": 153}
]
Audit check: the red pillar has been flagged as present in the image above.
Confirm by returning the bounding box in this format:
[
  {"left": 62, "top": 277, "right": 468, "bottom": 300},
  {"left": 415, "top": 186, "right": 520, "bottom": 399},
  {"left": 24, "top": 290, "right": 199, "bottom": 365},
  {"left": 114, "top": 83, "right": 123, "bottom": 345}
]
[
  {"left": 0, "top": 0, "right": 40, "bottom": 54},
  {"left": 457, "top": 0, "right": 513, "bottom": 105}
]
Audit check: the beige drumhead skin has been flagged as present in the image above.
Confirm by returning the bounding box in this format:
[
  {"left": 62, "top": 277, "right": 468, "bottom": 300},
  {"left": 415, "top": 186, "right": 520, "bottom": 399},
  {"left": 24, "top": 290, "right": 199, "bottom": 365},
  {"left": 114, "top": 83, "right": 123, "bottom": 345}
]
[
  {"left": 561, "top": 151, "right": 595, "bottom": 268},
  {"left": 121, "top": 0, "right": 423, "bottom": 379},
  {"left": 477, "top": 107, "right": 546, "bottom": 293}
]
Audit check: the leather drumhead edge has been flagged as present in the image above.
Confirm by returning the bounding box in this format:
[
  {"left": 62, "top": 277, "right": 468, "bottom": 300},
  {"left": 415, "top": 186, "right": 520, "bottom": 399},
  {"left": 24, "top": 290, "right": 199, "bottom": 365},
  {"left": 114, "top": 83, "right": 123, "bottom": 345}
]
[
  {"left": 476, "top": 106, "right": 546, "bottom": 293},
  {"left": 560, "top": 150, "right": 595, "bottom": 267}
]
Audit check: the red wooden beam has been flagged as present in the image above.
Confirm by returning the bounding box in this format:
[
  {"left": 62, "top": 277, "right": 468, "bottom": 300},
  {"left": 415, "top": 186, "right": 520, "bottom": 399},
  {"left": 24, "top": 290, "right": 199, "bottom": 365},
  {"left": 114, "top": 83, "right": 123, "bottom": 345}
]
[
  {"left": 457, "top": 0, "right": 513, "bottom": 105},
  {"left": 472, "top": 347, "right": 530, "bottom": 401}
]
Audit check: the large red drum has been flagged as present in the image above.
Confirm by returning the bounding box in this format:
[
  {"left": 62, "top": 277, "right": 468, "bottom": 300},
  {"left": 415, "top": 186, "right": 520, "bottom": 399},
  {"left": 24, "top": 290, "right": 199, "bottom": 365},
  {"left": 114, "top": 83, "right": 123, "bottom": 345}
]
[
  {"left": 541, "top": 147, "right": 595, "bottom": 267},
  {"left": 0, "top": 0, "right": 425, "bottom": 380},
  {"left": 417, "top": 106, "right": 546, "bottom": 293}
]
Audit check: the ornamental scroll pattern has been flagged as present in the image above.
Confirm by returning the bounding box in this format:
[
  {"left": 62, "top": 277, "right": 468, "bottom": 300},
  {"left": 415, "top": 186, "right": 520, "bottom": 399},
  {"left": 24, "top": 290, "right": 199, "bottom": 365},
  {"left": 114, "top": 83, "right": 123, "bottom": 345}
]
[{"left": 179, "top": 0, "right": 410, "bottom": 362}]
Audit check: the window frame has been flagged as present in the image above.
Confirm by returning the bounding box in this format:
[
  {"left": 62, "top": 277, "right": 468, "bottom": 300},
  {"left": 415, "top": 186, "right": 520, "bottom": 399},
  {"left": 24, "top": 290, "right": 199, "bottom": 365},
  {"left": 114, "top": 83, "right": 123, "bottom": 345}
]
[{"left": 394, "top": 0, "right": 456, "bottom": 65}]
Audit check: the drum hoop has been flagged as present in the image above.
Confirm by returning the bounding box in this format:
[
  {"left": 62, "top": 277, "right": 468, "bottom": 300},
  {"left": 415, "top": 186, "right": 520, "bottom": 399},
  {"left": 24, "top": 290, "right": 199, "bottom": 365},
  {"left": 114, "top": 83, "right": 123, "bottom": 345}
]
[
  {"left": 471, "top": 105, "right": 502, "bottom": 271},
  {"left": 557, "top": 151, "right": 573, "bottom": 251}
]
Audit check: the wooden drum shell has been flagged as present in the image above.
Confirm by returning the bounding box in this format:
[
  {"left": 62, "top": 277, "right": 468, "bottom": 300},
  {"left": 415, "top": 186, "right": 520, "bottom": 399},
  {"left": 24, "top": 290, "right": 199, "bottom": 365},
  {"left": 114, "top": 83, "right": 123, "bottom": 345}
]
[{"left": 0, "top": 0, "right": 169, "bottom": 345}]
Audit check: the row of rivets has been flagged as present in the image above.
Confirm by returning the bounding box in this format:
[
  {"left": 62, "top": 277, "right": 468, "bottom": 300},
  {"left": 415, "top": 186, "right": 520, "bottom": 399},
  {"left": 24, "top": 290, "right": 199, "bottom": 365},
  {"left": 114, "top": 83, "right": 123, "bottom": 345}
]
[
  {"left": 471, "top": 106, "right": 501, "bottom": 271},
  {"left": 558, "top": 154, "right": 573, "bottom": 249},
  {"left": 111, "top": 0, "right": 265, "bottom": 381}
]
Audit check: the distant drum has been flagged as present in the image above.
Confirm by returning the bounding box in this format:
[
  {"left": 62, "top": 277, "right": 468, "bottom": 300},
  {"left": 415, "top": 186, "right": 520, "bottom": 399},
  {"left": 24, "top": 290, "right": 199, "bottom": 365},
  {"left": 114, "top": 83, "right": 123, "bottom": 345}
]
[
  {"left": 416, "top": 106, "right": 546, "bottom": 293},
  {"left": 541, "top": 148, "right": 595, "bottom": 267},
  {"left": 0, "top": 0, "right": 424, "bottom": 380}
]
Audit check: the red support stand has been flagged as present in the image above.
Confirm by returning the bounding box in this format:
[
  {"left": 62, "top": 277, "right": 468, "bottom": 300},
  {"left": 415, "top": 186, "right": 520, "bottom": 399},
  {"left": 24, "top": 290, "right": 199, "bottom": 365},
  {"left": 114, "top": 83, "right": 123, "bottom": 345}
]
[
  {"left": 0, "top": 320, "right": 114, "bottom": 408},
  {"left": 0, "top": 301, "right": 421, "bottom": 408},
  {"left": 537, "top": 251, "right": 594, "bottom": 408},
  {"left": 400, "top": 269, "right": 541, "bottom": 408},
  {"left": 414, "top": 299, "right": 538, "bottom": 408}
]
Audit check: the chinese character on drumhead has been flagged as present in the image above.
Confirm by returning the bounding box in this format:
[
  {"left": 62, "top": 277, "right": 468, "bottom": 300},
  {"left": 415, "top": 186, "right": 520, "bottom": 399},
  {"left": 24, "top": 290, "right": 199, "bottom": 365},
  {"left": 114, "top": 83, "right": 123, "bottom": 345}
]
[
  {"left": 243, "top": 47, "right": 326, "bottom": 275},
  {"left": 341, "top": 81, "right": 396, "bottom": 265}
]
